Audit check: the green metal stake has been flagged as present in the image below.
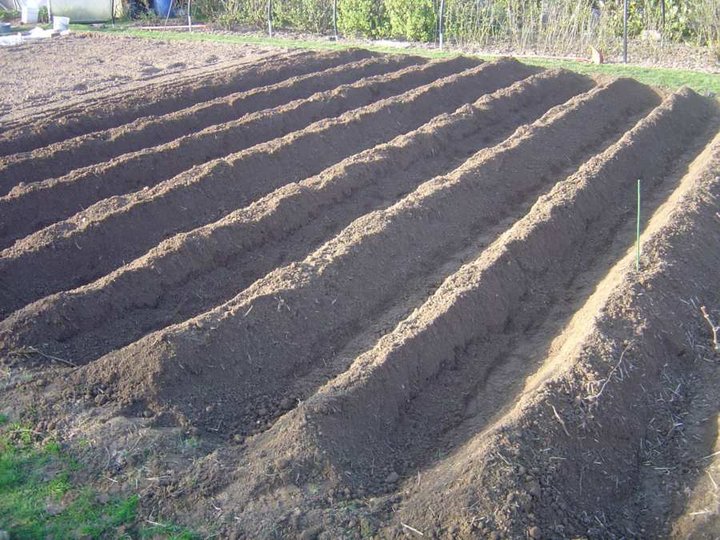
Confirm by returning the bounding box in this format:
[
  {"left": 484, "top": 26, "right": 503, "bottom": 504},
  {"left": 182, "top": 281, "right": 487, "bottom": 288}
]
[{"left": 636, "top": 179, "right": 641, "bottom": 271}]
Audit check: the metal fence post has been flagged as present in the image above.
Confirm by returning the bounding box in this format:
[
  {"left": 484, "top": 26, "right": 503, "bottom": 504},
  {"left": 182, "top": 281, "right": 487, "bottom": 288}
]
[
  {"left": 623, "top": 0, "right": 629, "bottom": 63},
  {"left": 333, "top": 0, "right": 338, "bottom": 39},
  {"left": 661, "top": 0, "right": 666, "bottom": 30},
  {"left": 438, "top": 0, "right": 446, "bottom": 49}
]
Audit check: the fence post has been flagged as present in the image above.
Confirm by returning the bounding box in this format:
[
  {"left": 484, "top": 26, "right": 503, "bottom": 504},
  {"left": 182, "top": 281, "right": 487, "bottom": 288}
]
[
  {"left": 438, "top": 0, "right": 446, "bottom": 49},
  {"left": 661, "top": 0, "right": 665, "bottom": 30},
  {"left": 623, "top": 0, "right": 629, "bottom": 63},
  {"left": 267, "top": 0, "right": 273, "bottom": 37},
  {"left": 333, "top": 0, "right": 338, "bottom": 40}
]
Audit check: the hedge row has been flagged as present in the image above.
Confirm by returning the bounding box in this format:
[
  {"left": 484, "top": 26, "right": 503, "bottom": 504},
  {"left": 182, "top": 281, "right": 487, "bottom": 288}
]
[{"left": 193, "top": 0, "right": 719, "bottom": 51}]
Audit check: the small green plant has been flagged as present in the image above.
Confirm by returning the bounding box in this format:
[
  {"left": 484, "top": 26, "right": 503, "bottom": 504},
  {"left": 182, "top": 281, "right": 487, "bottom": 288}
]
[
  {"left": 37, "top": 6, "right": 49, "bottom": 23},
  {"left": 181, "top": 435, "right": 202, "bottom": 450},
  {"left": 0, "top": 10, "right": 19, "bottom": 22}
]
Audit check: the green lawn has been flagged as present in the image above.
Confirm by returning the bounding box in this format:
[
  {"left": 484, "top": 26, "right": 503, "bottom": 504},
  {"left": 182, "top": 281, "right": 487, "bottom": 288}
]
[{"left": 80, "top": 24, "right": 720, "bottom": 95}]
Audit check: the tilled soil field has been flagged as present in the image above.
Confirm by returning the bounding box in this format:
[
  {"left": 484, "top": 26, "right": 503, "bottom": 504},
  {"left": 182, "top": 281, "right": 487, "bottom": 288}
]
[
  {"left": 2, "top": 46, "right": 720, "bottom": 539},
  {"left": 0, "top": 33, "right": 277, "bottom": 127}
]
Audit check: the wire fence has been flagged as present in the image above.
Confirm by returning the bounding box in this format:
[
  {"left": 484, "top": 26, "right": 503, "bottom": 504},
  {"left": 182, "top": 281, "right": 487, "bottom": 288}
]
[{"left": 187, "top": 0, "right": 718, "bottom": 61}]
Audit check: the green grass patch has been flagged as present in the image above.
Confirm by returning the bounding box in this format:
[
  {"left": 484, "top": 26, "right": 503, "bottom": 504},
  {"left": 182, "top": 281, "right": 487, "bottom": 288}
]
[
  {"left": 0, "top": 423, "right": 198, "bottom": 539},
  {"left": 78, "top": 24, "right": 720, "bottom": 95},
  {"left": 0, "top": 427, "right": 138, "bottom": 538},
  {"left": 521, "top": 57, "right": 720, "bottom": 96}
]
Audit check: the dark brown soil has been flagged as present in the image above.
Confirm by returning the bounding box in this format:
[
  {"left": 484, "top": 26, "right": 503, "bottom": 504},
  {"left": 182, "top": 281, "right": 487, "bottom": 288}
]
[
  {"left": 0, "top": 68, "right": 593, "bottom": 365},
  {"left": 0, "top": 54, "right": 422, "bottom": 247},
  {"left": 1, "top": 37, "right": 719, "bottom": 540},
  {"left": 0, "top": 36, "right": 373, "bottom": 154},
  {"left": 0, "top": 54, "right": 412, "bottom": 192},
  {"left": 0, "top": 57, "right": 527, "bottom": 314}
]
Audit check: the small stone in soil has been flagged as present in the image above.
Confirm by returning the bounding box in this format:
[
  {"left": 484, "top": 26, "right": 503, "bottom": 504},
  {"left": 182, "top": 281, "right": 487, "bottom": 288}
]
[
  {"left": 528, "top": 525, "right": 542, "bottom": 539},
  {"left": 384, "top": 471, "right": 400, "bottom": 484},
  {"left": 280, "top": 397, "right": 294, "bottom": 410}
]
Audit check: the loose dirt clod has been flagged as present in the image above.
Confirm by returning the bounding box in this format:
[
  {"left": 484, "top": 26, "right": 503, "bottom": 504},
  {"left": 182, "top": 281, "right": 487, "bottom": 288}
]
[{"left": 1, "top": 41, "right": 720, "bottom": 539}]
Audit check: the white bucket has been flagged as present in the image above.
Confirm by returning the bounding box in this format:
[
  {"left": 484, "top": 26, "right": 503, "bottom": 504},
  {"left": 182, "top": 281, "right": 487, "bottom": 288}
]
[
  {"left": 53, "top": 16, "right": 70, "bottom": 31},
  {"left": 21, "top": 6, "right": 39, "bottom": 24}
]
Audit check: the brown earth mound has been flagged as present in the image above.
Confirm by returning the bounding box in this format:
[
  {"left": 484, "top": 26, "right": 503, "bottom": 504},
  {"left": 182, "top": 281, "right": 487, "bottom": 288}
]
[{"left": 1, "top": 48, "right": 719, "bottom": 539}]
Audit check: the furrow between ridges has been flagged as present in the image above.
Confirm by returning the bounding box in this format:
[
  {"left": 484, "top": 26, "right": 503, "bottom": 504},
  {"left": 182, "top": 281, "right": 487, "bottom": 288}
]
[
  {"left": 394, "top": 124, "right": 720, "bottom": 540},
  {"left": 0, "top": 55, "right": 425, "bottom": 191},
  {"left": 0, "top": 56, "right": 477, "bottom": 244},
  {"left": 0, "top": 49, "right": 373, "bottom": 156},
  {"left": 0, "top": 55, "right": 468, "bottom": 238},
  {"left": 0, "top": 68, "right": 594, "bottom": 363},
  {"left": 289, "top": 88, "right": 715, "bottom": 482},
  {"left": 0, "top": 58, "right": 534, "bottom": 316},
  {"left": 54, "top": 76, "right": 663, "bottom": 437}
]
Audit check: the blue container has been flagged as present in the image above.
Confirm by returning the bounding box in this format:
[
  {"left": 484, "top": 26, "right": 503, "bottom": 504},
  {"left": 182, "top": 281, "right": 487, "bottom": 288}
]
[{"left": 154, "top": 0, "right": 174, "bottom": 17}]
